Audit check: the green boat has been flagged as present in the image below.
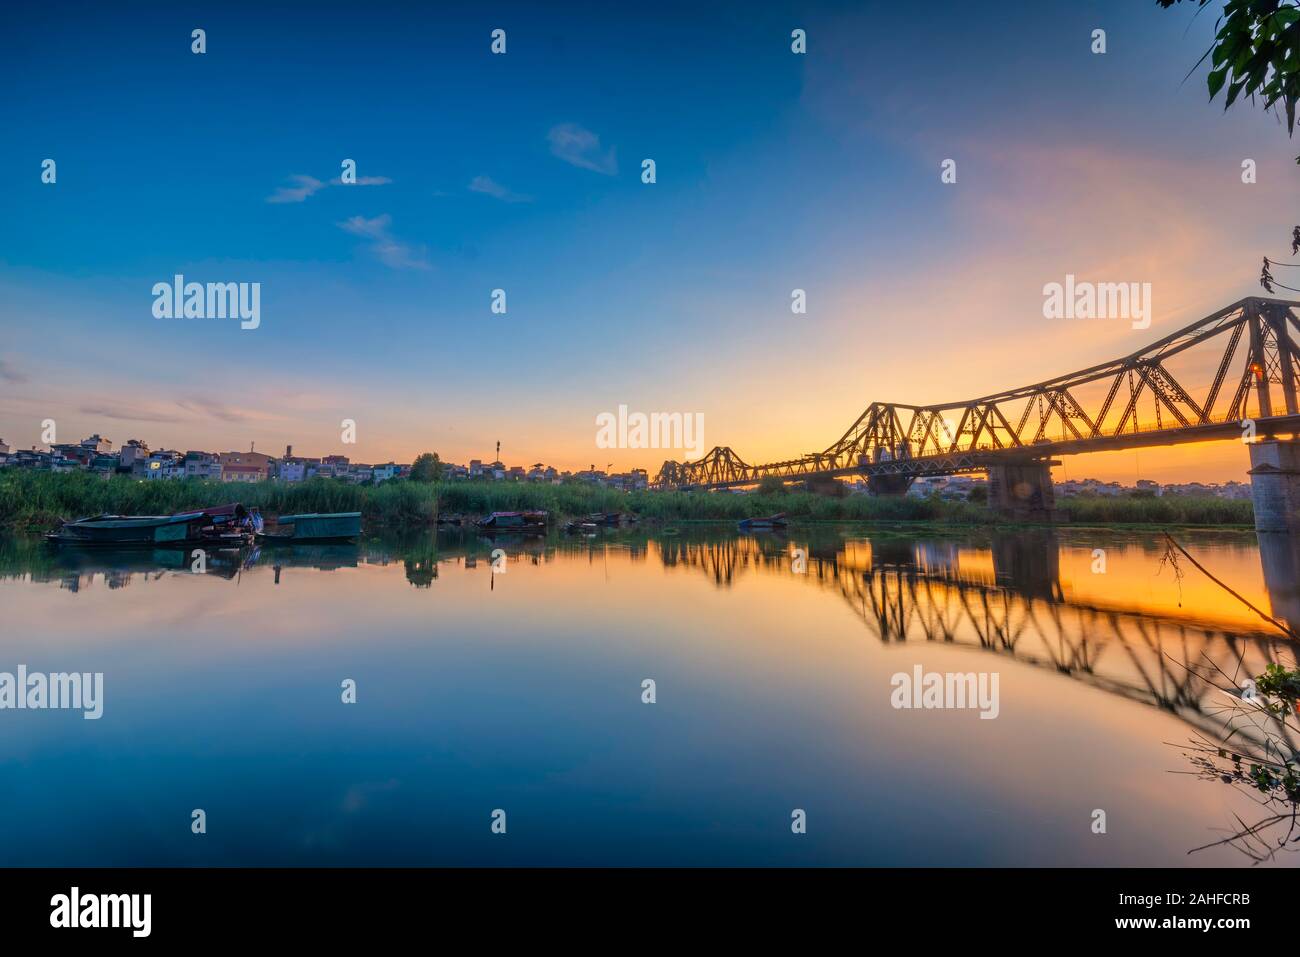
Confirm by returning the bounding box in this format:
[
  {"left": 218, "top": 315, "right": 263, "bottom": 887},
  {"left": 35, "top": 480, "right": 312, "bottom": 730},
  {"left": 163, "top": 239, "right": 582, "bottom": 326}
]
[
  {"left": 47, "top": 512, "right": 212, "bottom": 546},
  {"left": 47, "top": 503, "right": 259, "bottom": 547},
  {"left": 259, "top": 512, "right": 362, "bottom": 542}
]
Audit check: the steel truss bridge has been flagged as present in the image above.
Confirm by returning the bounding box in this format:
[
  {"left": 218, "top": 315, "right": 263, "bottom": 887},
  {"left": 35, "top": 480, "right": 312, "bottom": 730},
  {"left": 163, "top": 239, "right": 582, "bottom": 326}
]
[{"left": 655, "top": 297, "right": 1300, "bottom": 490}]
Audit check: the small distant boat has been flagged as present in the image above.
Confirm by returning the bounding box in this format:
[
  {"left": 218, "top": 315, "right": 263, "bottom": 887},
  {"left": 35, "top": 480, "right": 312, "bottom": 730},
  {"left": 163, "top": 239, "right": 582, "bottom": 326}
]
[
  {"left": 259, "top": 512, "right": 362, "bottom": 542},
  {"left": 587, "top": 511, "right": 639, "bottom": 526},
  {"left": 477, "top": 510, "right": 548, "bottom": 531},
  {"left": 737, "top": 512, "right": 788, "bottom": 531},
  {"left": 562, "top": 512, "right": 638, "bottom": 532}
]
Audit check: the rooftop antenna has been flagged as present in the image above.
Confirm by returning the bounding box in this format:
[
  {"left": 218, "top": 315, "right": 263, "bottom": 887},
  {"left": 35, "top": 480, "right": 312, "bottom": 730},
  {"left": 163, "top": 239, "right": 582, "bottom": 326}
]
[{"left": 496, "top": 440, "right": 500, "bottom": 463}]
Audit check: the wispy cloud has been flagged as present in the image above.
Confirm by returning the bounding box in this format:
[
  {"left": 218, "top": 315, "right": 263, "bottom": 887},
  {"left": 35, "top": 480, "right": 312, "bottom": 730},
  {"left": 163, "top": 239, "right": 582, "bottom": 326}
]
[
  {"left": 332, "top": 175, "right": 393, "bottom": 187},
  {"left": 266, "top": 174, "right": 326, "bottom": 204},
  {"left": 78, "top": 397, "right": 274, "bottom": 425},
  {"left": 266, "top": 172, "right": 392, "bottom": 203},
  {"left": 175, "top": 398, "right": 254, "bottom": 423},
  {"left": 0, "top": 358, "right": 28, "bottom": 384},
  {"left": 79, "top": 402, "right": 183, "bottom": 423},
  {"left": 469, "top": 175, "right": 532, "bottom": 203},
  {"left": 337, "top": 214, "right": 430, "bottom": 270},
  {"left": 547, "top": 123, "right": 617, "bottom": 175}
]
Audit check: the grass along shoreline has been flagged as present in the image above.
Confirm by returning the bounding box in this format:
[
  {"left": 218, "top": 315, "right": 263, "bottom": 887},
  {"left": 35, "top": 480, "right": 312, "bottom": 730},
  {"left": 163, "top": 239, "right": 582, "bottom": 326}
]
[{"left": 0, "top": 469, "right": 1256, "bottom": 532}]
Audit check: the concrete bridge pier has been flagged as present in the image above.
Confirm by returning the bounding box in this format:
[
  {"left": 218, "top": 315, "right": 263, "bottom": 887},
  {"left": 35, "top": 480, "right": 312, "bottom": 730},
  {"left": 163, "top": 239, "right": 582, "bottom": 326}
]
[
  {"left": 987, "top": 459, "right": 1064, "bottom": 522},
  {"left": 867, "top": 474, "right": 913, "bottom": 496},
  {"left": 1248, "top": 439, "right": 1300, "bottom": 534}
]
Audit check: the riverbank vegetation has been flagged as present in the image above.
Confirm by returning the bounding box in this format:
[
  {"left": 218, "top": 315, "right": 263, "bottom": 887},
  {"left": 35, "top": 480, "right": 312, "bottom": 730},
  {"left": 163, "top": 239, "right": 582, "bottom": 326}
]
[
  {"left": 0, "top": 469, "right": 437, "bottom": 530},
  {"left": 0, "top": 468, "right": 1256, "bottom": 531}
]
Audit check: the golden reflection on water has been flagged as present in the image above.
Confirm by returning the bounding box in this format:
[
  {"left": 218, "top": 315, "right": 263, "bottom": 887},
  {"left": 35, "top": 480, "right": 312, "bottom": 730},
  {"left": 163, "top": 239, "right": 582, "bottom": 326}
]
[{"left": 2, "top": 526, "right": 1298, "bottom": 865}]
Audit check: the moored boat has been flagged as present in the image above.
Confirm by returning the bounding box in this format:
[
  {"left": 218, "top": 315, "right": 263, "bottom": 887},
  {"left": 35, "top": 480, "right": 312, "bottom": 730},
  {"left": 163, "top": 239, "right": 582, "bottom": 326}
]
[
  {"left": 47, "top": 503, "right": 257, "bottom": 546},
  {"left": 258, "top": 512, "right": 362, "bottom": 543},
  {"left": 737, "top": 512, "right": 788, "bottom": 531},
  {"left": 47, "top": 513, "right": 211, "bottom": 546},
  {"left": 476, "top": 510, "right": 548, "bottom": 531}
]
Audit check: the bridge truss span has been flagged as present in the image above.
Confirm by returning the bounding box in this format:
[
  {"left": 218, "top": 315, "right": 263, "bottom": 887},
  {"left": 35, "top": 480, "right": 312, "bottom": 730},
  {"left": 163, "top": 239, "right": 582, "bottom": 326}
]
[{"left": 655, "top": 297, "right": 1300, "bottom": 490}]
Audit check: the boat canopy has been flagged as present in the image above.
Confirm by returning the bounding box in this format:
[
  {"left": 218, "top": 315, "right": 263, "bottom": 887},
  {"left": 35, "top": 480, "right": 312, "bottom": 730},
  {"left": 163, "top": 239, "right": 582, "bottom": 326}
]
[
  {"left": 279, "top": 512, "right": 362, "bottom": 523},
  {"left": 171, "top": 503, "right": 247, "bottom": 520}
]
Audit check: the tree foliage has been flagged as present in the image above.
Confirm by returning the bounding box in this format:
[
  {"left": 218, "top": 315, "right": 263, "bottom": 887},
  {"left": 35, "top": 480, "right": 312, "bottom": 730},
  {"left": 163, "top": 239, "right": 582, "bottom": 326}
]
[
  {"left": 1159, "top": 0, "right": 1300, "bottom": 158},
  {"left": 409, "top": 452, "right": 443, "bottom": 483}
]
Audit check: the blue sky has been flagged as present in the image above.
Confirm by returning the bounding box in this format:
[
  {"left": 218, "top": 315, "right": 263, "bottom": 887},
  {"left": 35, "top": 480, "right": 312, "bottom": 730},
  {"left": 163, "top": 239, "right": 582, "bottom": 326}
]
[{"left": 2, "top": 1, "right": 1298, "bottom": 480}]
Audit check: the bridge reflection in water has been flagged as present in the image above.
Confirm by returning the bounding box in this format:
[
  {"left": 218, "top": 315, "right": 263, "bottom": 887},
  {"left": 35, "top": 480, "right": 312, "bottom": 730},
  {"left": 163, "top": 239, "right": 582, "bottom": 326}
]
[
  {"left": 8, "top": 526, "right": 1296, "bottom": 759},
  {"left": 654, "top": 528, "right": 1300, "bottom": 755}
]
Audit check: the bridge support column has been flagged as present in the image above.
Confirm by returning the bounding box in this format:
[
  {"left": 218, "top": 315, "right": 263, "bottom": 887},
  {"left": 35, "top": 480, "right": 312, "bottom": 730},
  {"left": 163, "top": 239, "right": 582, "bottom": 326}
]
[
  {"left": 987, "top": 460, "right": 1063, "bottom": 522},
  {"left": 867, "top": 474, "right": 913, "bottom": 496},
  {"left": 1248, "top": 439, "right": 1300, "bottom": 534}
]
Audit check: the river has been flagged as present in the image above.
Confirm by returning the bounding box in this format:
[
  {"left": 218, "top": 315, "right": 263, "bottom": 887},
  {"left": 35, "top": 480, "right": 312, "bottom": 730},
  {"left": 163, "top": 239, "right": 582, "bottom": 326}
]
[{"left": 1, "top": 525, "right": 1297, "bottom": 866}]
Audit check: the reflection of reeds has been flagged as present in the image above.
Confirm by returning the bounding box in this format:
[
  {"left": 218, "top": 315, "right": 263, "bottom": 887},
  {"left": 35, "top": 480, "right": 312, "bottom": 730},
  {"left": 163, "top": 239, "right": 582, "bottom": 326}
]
[
  {"left": 1172, "top": 654, "right": 1300, "bottom": 863},
  {"left": 1161, "top": 533, "right": 1300, "bottom": 862}
]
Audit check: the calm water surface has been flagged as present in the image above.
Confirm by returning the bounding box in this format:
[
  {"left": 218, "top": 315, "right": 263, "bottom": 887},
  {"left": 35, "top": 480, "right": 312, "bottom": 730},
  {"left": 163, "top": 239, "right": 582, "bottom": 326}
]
[{"left": 2, "top": 525, "right": 1298, "bottom": 866}]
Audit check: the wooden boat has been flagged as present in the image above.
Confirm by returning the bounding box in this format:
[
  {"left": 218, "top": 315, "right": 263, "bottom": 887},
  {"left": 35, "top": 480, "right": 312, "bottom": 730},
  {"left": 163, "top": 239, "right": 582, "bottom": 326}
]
[
  {"left": 258, "top": 512, "right": 361, "bottom": 542},
  {"left": 587, "top": 511, "right": 639, "bottom": 526},
  {"left": 47, "top": 503, "right": 257, "bottom": 546},
  {"left": 737, "top": 512, "right": 788, "bottom": 531},
  {"left": 47, "top": 512, "right": 214, "bottom": 546},
  {"left": 476, "top": 510, "right": 548, "bottom": 531}
]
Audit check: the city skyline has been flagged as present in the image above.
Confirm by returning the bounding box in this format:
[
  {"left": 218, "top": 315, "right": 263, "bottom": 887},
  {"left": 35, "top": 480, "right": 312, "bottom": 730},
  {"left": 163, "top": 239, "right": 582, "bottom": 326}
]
[{"left": 3, "top": 1, "right": 1298, "bottom": 483}]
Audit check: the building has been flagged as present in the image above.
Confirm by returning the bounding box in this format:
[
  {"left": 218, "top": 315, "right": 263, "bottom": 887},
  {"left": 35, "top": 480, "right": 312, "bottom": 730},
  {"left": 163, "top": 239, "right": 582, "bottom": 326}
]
[
  {"left": 142, "top": 450, "right": 184, "bottom": 479},
  {"left": 526, "top": 463, "right": 560, "bottom": 483},
  {"left": 277, "top": 456, "right": 321, "bottom": 482},
  {"left": 14, "top": 449, "right": 52, "bottom": 469},
  {"left": 219, "top": 450, "right": 273, "bottom": 483},
  {"left": 50, "top": 444, "right": 95, "bottom": 471},
  {"left": 314, "top": 454, "right": 350, "bottom": 479},
  {"left": 79, "top": 434, "right": 113, "bottom": 454},
  {"left": 184, "top": 451, "right": 223, "bottom": 481},
  {"left": 89, "top": 453, "right": 120, "bottom": 473},
  {"left": 0, "top": 438, "right": 9, "bottom": 465},
  {"left": 119, "top": 439, "right": 150, "bottom": 472}
]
